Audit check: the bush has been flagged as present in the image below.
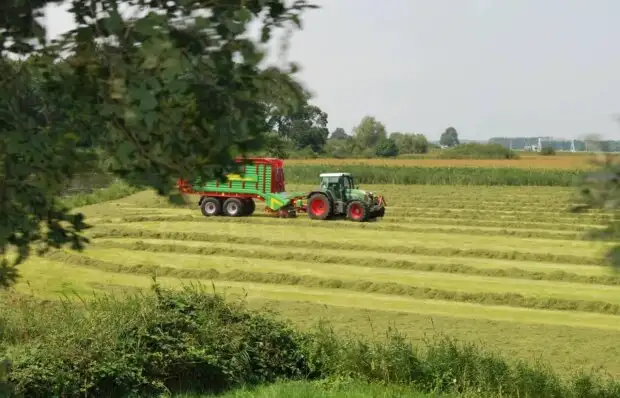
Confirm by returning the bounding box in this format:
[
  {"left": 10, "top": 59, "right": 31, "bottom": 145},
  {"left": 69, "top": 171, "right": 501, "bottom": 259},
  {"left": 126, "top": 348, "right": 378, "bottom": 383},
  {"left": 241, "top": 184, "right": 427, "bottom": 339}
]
[
  {"left": 438, "top": 143, "right": 519, "bottom": 159},
  {"left": 3, "top": 285, "right": 311, "bottom": 397},
  {"left": 541, "top": 146, "right": 556, "bottom": 156},
  {"left": 375, "top": 138, "right": 399, "bottom": 158}
]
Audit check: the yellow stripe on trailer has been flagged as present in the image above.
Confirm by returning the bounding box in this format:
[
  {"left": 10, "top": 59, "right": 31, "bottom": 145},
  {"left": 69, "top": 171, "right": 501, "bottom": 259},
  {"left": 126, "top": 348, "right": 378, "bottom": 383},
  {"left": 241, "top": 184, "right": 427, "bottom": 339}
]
[{"left": 226, "top": 173, "right": 257, "bottom": 182}]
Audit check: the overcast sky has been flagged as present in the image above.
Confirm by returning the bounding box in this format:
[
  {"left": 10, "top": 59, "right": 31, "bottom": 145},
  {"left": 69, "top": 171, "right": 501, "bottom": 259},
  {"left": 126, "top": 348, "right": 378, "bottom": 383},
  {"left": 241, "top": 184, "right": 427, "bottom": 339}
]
[{"left": 44, "top": 0, "right": 620, "bottom": 141}]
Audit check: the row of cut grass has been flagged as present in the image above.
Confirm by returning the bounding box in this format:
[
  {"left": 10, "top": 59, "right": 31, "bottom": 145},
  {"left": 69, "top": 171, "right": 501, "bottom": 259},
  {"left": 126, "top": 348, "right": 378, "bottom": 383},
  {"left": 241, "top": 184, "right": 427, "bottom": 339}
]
[
  {"left": 44, "top": 249, "right": 620, "bottom": 316},
  {"left": 10, "top": 258, "right": 620, "bottom": 332},
  {"left": 87, "top": 214, "right": 589, "bottom": 241},
  {"left": 87, "top": 205, "right": 606, "bottom": 233},
  {"left": 91, "top": 222, "right": 611, "bottom": 263},
  {"left": 93, "top": 239, "right": 620, "bottom": 284},
  {"left": 75, "top": 247, "right": 620, "bottom": 304}
]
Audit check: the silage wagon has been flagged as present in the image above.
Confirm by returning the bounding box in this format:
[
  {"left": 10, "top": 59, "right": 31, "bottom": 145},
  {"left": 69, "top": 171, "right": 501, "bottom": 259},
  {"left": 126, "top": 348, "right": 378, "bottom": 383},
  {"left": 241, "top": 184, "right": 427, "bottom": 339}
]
[{"left": 176, "top": 157, "right": 386, "bottom": 222}]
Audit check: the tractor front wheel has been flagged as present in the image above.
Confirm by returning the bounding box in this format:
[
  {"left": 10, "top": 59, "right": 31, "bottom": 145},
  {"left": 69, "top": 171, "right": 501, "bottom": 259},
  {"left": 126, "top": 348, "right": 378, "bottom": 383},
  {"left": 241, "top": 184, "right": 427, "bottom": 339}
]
[
  {"left": 307, "top": 194, "right": 331, "bottom": 220},
  {"left": 346, "top": 200, "right": 369, "bottom": 222}
]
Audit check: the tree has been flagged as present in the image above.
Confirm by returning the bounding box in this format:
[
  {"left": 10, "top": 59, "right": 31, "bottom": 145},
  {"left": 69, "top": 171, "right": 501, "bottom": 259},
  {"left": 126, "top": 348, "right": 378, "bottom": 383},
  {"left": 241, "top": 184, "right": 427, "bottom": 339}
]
[
  {"left": 330, "top": 127, "right": 348, "bottom": 140},
  {"left": 572, "top": 154, "right": 620, "bottom": 269},
  {"left": 353, "top": 116, "right": 387, "bottom": 149},
  {"left": 411, "top": 134, "right": 429, "bottom": 154},
  {"left": 440, "top": 127, "right": 459, "bottom": 147},
  {"left": 390, "top": 132, "right": 429, "bottom": 154},
  {"left": 0, "top": 0, "right": 317, "bottom": 288},
  {"left": 274, "top": 104, "right": 329, "bottom": 153},
  {"left": 375, "top": 137, "right": 399, "bottom": 158}
]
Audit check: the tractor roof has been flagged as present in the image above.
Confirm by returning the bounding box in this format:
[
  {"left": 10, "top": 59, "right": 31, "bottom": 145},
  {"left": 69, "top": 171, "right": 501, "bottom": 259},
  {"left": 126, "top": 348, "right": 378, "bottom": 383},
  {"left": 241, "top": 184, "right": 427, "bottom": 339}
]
[{"left": 319, "top": 172, "right": 352, "bottom": 178}]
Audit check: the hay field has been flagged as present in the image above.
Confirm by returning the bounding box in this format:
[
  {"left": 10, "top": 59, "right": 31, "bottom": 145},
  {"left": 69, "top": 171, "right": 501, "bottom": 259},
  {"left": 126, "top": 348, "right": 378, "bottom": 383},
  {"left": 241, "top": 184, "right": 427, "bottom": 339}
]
[
  {"left": 287, "top": 153, "right": 602, "bottom": 169},
  {"left": 10, "top": 184, "right": 620, "bottom": 377}
]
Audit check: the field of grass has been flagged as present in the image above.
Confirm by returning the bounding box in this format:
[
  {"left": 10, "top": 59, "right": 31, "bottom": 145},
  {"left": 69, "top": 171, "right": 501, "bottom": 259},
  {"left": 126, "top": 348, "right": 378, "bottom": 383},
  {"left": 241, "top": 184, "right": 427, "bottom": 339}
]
[
  {"left": 7, "top": 183, "right": 620, "bottom": 381},
  {"left": 287, "top": 152, "right": 607, "bottom": 170}
]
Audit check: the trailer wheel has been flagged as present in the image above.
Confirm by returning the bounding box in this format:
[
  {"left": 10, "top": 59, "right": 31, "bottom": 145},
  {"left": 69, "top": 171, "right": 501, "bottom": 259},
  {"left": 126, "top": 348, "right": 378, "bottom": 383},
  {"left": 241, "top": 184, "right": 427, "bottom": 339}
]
[
  {"left": 200, "top": 197, "right": 222, "bottom": 217},
  {"left": 223, "top": 198, "right": 244, "bottom": 217},
  {"left": 308, "top": 194, "right": 331, "bottom": 220},
  {"left": 346, "top": 200, "right": 369, "bottom": 222},
  {"left": 243, "top": 199, "right": 256, "bottom": 216}
]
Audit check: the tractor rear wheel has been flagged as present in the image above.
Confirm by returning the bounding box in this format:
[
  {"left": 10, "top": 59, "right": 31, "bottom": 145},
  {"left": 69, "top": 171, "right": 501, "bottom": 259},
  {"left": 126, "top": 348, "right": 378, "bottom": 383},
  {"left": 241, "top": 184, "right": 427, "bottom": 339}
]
[
  {"left": 243, "top": 199, "right": 256, "bottom": 216},
  {"left": 223, "top": 198, "right": 244, "bottom": 217},
  {"left": 346, "top": 200, "right": 369, "bottom": 222},
  {"left": 200, "top": 197, "right": 222, "bottom": 217},
  {"left": 307, "top": 194, "right": 331, "bottom": 220}
]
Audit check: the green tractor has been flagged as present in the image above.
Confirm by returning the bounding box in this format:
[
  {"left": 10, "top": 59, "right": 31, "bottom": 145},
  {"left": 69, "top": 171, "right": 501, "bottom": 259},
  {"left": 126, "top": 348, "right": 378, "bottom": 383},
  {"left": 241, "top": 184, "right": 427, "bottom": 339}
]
[{"left": 305, "top": 172, "right": 386, "bottom": 222}]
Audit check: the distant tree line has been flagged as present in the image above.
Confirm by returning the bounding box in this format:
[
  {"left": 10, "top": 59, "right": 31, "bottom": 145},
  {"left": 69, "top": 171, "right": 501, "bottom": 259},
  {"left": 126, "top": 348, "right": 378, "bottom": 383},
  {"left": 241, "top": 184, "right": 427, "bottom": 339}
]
[{"left": 260, "top": 109, "right": 464, "bottom": 158}]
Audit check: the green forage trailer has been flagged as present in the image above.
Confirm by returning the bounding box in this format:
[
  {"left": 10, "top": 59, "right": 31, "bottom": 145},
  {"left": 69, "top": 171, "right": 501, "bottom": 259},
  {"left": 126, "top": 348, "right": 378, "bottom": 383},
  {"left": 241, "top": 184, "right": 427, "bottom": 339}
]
[{"left": 177, "top": 157, "right": 386, "bottom": 222}]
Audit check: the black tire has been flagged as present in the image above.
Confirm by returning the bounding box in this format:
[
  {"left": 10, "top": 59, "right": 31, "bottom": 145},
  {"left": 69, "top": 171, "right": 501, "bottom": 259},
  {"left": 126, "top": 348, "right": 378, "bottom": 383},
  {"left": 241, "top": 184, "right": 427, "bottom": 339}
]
[
  {"left": 346, "top": 200, "right": 369, "bottom": 222},
  {"left": 243, "top": 199, "right": 256, "bottom": 216},
  {"left": 200, "top": 197, "right": 222, "bottom": 217},
  {"left": 223, "top": 197, "right": 244, "bottom": 217},
  {"left": 307, "top": 194, "right": 331, "bottom": 220}
]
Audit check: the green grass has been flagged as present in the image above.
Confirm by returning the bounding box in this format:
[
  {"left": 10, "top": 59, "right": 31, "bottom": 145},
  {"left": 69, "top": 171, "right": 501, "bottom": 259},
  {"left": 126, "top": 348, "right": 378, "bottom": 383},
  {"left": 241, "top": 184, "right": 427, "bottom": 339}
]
[
  {"left": 6, "top": 183, "right": 620, "bottom": 380},
  {"left": 283, "top": 165, "right": 584, "bottom": 185},
  {"left": 176, "top": 380, "right": 456, "bottom": 397}
]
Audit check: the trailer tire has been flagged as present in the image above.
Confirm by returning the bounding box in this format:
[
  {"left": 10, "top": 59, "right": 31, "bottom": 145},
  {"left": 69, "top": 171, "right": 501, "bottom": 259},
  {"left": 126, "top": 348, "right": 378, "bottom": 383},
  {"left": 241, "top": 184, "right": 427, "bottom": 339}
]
[
  {"left": 200, "top": 197, "right": 222, "bottom": 217},
  {"left": 223, "top": 198, "right": 244, "bottom": 217},
  {"left": 243, "top": 199, "right": 256, "bottom": 216},
  {"left": 346, "top": 200, "right": 369, "bottom": 222},
  {"left": 308, "top": 194, "right": 331, "bottom": 220}
]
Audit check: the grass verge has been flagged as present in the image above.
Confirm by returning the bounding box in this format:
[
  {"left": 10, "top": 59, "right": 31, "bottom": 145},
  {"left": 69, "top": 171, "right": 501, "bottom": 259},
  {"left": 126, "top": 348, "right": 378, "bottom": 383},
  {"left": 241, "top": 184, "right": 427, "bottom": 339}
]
[{"left": 1, "top": 284, "right": 620, "bottom": 397}]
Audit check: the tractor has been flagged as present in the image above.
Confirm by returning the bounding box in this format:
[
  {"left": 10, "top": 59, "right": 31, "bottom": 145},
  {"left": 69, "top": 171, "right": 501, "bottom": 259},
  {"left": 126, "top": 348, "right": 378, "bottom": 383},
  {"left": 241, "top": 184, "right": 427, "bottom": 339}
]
[{"left": 306, "top": 172, "right": 386, "bottom": 222}]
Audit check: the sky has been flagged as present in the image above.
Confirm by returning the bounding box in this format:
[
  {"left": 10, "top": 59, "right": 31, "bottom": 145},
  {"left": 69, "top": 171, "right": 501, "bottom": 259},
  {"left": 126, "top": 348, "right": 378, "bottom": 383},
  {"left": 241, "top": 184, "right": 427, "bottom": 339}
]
[{"left": 43, "top": 0, "right": 620, "bottom": 141}]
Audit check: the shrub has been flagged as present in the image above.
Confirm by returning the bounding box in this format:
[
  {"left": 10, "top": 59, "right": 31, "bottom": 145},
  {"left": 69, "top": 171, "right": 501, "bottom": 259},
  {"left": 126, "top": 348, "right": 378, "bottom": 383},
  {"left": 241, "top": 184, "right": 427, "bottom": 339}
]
[
  {"left": 541, "top": 146, "right": 556, "bottom": 156},
  {"left": 375, "top": 138, "right": 399, "bottom": 157},
  {"left": 4, "top": 285, "right": 311, "bottom": 397},
  {"left": 438, "top": 143, "right": 519, "bottom": 159}
]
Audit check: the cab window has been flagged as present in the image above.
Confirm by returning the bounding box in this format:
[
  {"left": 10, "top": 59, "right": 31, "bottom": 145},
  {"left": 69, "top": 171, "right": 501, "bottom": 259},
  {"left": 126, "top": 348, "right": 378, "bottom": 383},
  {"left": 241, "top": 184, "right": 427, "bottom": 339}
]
[{"left": 342, "top": 176, "right": 351, "bottom": 189}]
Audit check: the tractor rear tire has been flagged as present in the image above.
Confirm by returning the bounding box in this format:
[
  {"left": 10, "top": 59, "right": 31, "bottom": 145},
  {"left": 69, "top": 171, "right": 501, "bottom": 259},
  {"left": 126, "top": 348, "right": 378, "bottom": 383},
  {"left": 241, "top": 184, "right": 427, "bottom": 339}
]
[
  {"left": 223, "top": 198, "right": 244, "bottom": 217},
  {"left": 307, "top": 194, "right": 331, "bottom": 220},
  {"left": 200, "top": 197, "right": 222, "bottom": 217},
  {"left": 243, "top": 199, "right": 256, "bottom": 216},
  {"left": 346, "top": 200, "right": 369, "bottom": 222}
]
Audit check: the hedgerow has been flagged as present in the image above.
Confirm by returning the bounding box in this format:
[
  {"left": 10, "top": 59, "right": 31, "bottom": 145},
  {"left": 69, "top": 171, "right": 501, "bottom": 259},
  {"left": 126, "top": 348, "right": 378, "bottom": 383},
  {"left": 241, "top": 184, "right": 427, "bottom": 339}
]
[{"left": 1, "top": 285, "right": 619, "bottom": 397}]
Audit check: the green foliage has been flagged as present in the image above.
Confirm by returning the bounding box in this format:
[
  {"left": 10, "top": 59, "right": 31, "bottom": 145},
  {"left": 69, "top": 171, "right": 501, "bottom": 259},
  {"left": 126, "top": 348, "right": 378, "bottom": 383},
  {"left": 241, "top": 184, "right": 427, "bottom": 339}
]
[
  {"left": 390, "top": 133, "right": 429, "bottom": 154},
  {"left": 329, "top": 127, "right": 348, "bottom": 140},
  {"left": 3, "top": 285, "right": 311, "bottom": 397},
  {"left": 1, "top": 287, "right": 619, "bottom": 397},
  {"left": 439, "top": 127, "right": 459, "bottom": 147},
  {"left": 541, "top": 146, "right": 556, "bottom": 156},
  {"left": 352, "top": 116, "right": 387, "bottom": 149},
  {"left": 438, "top": 143, "right": 519, "bottom": 159},
  {"left": 283, "top": 165, "right": 583, "bottom": 186},
  {"left": 0, "top": 0, "right": 318, "bottom": 288},
  {"left": 572, "top": 154, "right": 620, "bottom": 268},
  {"left": 273, "top": 104, "right": 330, "bottom": 153},
  {"left": 375, "top": 138, "right": 399, "bottom": 158}
]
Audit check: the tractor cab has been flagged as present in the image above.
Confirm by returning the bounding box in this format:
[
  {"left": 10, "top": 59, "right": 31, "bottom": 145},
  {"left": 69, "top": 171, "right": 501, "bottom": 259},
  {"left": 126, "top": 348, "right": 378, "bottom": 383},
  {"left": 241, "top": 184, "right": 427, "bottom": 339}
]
[{"left": 319, "top": 172, "right": 355, "bottom": 201}]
